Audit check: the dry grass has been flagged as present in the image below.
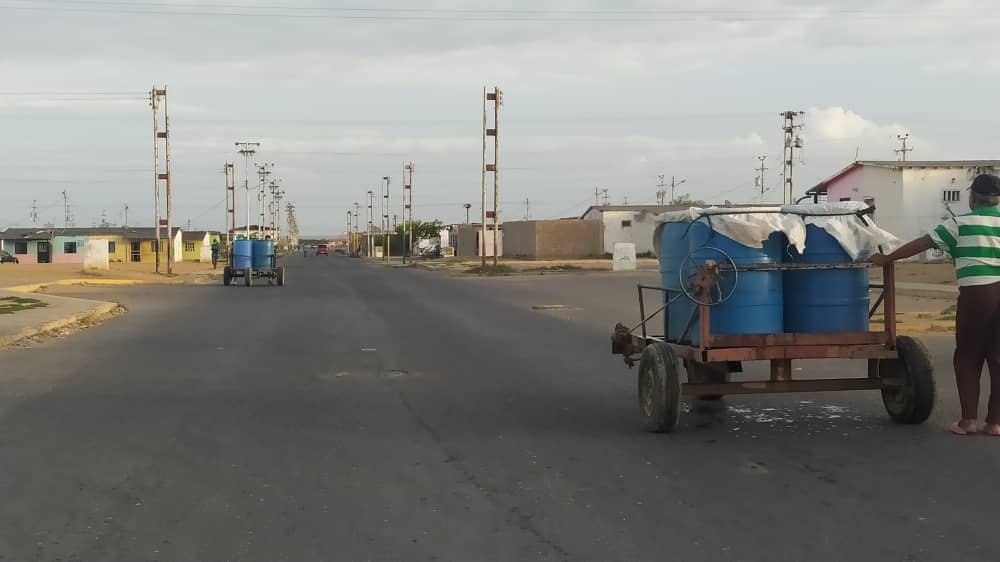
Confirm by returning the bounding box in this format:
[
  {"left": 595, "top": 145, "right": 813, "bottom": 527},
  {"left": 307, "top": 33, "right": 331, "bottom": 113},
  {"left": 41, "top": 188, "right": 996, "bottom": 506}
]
[{"left": 0, "top": 261, "right": 220, "bottom": 287}]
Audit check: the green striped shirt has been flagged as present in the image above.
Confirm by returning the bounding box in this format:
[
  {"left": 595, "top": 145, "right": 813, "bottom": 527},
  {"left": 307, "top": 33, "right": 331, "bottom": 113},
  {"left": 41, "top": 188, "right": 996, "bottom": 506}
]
[{"left": 928, "top": 205, "right": 1000, "bottom": 287}]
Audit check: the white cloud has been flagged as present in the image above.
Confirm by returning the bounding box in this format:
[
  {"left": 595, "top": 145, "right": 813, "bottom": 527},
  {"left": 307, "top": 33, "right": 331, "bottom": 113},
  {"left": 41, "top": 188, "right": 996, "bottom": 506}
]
[{"left": 805, "top": 107, "right": 908, "bottom": 142}]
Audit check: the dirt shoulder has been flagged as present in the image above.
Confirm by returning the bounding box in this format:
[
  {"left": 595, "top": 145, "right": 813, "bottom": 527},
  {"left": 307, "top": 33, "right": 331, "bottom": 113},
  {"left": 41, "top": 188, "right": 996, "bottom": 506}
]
[
  {"left": 413, "top": 257, "right": 659, "bottom": 275},
  {"left": 0, "top": 261, "right": 221, "bottom": 290}
]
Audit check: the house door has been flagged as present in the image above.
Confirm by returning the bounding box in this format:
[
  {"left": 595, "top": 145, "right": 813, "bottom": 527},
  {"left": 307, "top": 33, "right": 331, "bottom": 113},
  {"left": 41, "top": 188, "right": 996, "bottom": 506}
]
[
  {"left": 37, "top": 241, "right": 50, "bottom": 263},
  {"left": 130, "top": 241, "right": 141, "bottom": 262}
]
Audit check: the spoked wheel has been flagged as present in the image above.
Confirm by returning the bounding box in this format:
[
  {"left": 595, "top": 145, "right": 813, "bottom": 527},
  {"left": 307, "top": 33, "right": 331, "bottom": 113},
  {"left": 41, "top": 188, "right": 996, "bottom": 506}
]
[
  {"left": 685, "top": 360, "right": 730, "bottom": 401},
  {"left": 223, "top": 267, "right": 232, "bottom": 286},
  {"left": 879, "top": 335, "right": 936, "bottom": 424},
  {"left": 637, "top": 342, "right": 682, "bottom": 433},
  {"left": 245, "top": 268, "right": 253, "bottom": 287}
]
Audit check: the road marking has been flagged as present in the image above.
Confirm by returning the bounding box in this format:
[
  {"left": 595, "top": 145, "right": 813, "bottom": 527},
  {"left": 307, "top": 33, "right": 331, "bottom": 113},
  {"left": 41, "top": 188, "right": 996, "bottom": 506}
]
[
  {"left": 361, "top": 347, "right": 377, "bottom": 352},
  {"left": 531, "top": 304, "right": 567, "bottom": 310}
]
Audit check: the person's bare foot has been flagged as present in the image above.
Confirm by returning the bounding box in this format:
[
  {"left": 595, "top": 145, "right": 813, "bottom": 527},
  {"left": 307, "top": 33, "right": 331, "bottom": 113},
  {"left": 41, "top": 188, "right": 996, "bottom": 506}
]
[
  {"left": 950, "top": 419, "right": 979, "bottom": 435},
  {"left": 984, "top": 423, "right": 1000, "bottom": 436}
]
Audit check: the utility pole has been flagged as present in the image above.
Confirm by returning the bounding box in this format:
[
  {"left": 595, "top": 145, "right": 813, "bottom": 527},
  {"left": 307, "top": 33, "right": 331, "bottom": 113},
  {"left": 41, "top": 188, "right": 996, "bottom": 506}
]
[
  {"left": 602, "top": 188, "right": 609, "bottom": 206},
  {"left": 62, "top": 190, "right": 73, "bottom": 227},
  {"left": 285, "top": 203, "right": 299, "bottom": 250},
  {"left": 353, "top": 202, "right": 360, "bottom": 256},
  {"left": 224, "top": 162, "right": 235, "bottom": 250},
  {"left": 235, "top": 141, "right": 260, "bottom": 240},
  {"left": 255, "top": 162, "right": 273, "bottom": 238},
  {"left": 669, "top": 176, "right": 686, "bottom": 205},
  {"left": 755, "top": 155, "right": 768, "bottom": 204},
  {"left": 523, "top": 198, "right": 530, "bottom": 220},
  {"left": 123, "top": 204, "right": 129, "bottom": 228},
  {"left": 382, "top": 175, "right": 390, "bottom": 261},
  {"left": 463, "top": 203, "right": 471, "bottom": 224},
  {"left": 151, "top": 86, "right": 173, "bottom": 274},
  {"left": 595, "top": 186, "right": 601, "bottom": 205},
  {"left": 30, "top": 200, "right": 38, "bottom": 226},
  {"left": 656, "top": 175, "right": 666, "bottom": 205},
  {"left": 366, "top": 190, "right": 374, "bottom": 257},
  {"left": 482, "top": 85, "right": 502, "bottom": 270},
  {"left": 781, "top": 110, "right": 804, "bottom": 204},
  {"left": 403, "top": 162, "right": 414, "bottom": 264},
  {"left": 896, "top": 133, "right": 912, "bottom": 162},
  {"left": 101, "top": 209, "right": 110, "bottom": 228}
]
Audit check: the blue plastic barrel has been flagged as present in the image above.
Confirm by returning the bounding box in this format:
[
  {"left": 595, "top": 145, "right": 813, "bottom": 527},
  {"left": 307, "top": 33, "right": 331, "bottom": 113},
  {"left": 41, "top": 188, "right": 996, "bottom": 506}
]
[
  {"left": 659, "top": 221, "right": 694, "bottom": 342},
  {"left": 251, "top": 239, "right": 275, "bottom": 269},
  {"left": 233, "top": 239, "right": 253, "bottom": 269},
  {"left": 687, "top": 222, "right": 784, "bottom": 345},
  {"left": 784, "top": 224, "right": 869, "bottom": 333}
]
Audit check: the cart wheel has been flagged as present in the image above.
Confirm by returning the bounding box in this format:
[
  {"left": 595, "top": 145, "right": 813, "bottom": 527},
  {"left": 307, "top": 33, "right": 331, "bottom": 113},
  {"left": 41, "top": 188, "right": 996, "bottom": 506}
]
[
  {"left": 276, "top": 267, "right": 285, "bottom": 286},
  {"left": 685, "top": 361, "right": 729, "bottom": 400},
  {"left": 637, "top": 342, "right": 682, "bottom": 433},
  {"left": 223, "top": 267, "right": 232, "bottom": 286},
  {"left": 879, "top": 335, "right": 936, "bottom": 424},
  {"left": 245, "top": 268, "right": 253, "bottom": 287}
]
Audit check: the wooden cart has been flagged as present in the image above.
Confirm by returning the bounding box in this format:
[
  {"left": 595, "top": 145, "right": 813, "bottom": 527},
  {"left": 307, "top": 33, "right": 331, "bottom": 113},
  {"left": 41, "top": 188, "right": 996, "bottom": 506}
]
[{"left": 610, "top": 261, "right": 935, "bottom": 432}]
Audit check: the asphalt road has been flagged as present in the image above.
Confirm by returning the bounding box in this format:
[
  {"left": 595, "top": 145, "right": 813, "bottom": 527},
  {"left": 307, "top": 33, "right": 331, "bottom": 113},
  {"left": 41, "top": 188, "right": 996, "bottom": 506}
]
[{"left": 1, "top": 256, "right": 998, "bottom": 561}]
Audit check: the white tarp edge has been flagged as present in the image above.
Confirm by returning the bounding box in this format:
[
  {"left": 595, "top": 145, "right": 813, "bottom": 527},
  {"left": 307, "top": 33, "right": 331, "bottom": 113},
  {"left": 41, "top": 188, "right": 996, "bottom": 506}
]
[{"left": 653, "top": 202, "right": 901, "bottom": 261}]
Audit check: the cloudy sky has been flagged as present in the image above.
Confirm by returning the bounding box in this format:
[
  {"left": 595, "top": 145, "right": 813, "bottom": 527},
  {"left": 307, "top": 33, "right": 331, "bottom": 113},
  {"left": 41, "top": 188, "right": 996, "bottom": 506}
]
[{"left": 1, "top": 0, "right": 998, "bottom": 235}]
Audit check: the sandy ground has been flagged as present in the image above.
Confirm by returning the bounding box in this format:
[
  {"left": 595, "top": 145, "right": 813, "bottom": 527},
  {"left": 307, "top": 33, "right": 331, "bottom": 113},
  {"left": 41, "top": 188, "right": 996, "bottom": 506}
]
[
  {"left": 870, "top": 261, "right": 955, "bottom": 284},
  {"left": 413, "top": 257, "right": 660, "bottom": 274},
  {"left": 0, "top": 261, "right": 221, "bottom": 288}
]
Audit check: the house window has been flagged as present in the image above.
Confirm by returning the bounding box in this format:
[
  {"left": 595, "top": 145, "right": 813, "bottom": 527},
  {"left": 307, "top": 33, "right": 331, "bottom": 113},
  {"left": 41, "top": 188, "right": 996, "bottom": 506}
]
[
  {"left": 839, "top": 197, "right": 851, "bottom": 202},
  {"left": 64, "top": 241, "right": 77, "bottom": 254},
  {"left": 943, "top": 190, "right": 961, "bottom": 202},
  {"left": 14, "top": 241, "right": 27, "bottom": 254},
  {"left": 621, "top": 220, "right": 632, "bottom": 227},
  {"left": 184, "top": 242, "right": 195, "bottom": 252},
  {"left": 108, "top": 241, "right": 116, "bottom": 254}
]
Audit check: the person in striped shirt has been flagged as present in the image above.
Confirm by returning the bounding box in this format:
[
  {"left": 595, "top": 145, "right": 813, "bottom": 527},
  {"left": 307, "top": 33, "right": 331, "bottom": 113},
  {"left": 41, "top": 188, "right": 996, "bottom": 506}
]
[{"left": 872, "top": 173, "right": 1000, "bottom": 436}]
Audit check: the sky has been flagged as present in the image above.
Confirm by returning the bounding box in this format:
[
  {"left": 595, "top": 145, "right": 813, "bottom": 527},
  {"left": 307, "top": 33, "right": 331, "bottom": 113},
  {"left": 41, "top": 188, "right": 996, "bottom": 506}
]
[{"left": 1, "top": 0, "right": 999, "bottom": 235}]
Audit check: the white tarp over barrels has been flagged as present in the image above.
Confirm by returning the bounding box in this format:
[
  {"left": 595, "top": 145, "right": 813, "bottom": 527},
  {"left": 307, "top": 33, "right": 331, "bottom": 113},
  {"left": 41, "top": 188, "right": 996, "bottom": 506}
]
[{"left": 653, "top": 202, "right": 901, "bottom": 261}]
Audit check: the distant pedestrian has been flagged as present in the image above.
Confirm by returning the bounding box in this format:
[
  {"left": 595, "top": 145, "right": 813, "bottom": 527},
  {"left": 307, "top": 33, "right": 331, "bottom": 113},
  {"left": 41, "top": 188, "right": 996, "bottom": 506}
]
[
  {"left": 210, "top": 240, "right": 220, "bottom": 269},
  {"left": 873, "top": 173, "right": 1000, "bottom": 436}
]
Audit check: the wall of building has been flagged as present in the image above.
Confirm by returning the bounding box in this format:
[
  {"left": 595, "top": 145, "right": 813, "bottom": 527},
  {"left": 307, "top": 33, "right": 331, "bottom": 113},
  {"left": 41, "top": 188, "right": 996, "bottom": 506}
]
[
  {"left": 501, "top": 221, "right": 537, "bottom": 257},
  {"left": 584, "top": 209, "right": 661, "bottom": 255},
  {"left": 50, "top": 235, "right": 86, "bottom": 264},
  {"left": 536, "top": 220, "right": 604, "bottom": 258},
  {"left": 1, "top": 239, "right": 40, "bottom": 264}
]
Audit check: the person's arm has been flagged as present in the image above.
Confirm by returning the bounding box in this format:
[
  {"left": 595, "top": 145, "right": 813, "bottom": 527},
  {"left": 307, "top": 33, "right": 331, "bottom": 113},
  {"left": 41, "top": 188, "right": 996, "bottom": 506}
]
[{"left": 870, "top": 235, "right": 933, "bottom": 266}]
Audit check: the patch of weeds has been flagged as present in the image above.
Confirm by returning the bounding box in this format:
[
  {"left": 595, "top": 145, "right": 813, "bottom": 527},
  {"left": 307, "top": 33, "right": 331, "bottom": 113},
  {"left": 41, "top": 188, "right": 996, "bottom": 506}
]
[
  {"left": 464, "top": 264, "right": 515, "bottom": 275},
  {"left": 0, "top": 296, "right": 48, "bottom": 315},
  {"left": 526, "top": 264, "right": 583, "bottom": 272}
]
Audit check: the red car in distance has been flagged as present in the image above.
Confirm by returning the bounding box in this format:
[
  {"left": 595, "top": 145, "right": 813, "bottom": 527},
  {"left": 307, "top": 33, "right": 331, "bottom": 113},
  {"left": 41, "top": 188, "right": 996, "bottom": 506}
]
[{"left": 316, "top": 244, "right": 329, "bottom": 256}]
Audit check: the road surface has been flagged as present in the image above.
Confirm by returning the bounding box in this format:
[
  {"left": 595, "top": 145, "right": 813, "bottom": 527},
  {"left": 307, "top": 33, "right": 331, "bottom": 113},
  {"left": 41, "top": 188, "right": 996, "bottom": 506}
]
[{"left": 1, "top": 256, "right": 997, "bottom": 561}]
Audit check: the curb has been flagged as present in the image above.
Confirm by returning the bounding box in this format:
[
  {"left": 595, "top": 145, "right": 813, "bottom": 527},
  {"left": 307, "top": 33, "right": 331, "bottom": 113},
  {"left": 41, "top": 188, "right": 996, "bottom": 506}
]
[
  {"left": 4, "top": 278, "right": 149, "bottom": 293},
  {"left": 0, "top": 301, "right": 123, "bottom": 350}
]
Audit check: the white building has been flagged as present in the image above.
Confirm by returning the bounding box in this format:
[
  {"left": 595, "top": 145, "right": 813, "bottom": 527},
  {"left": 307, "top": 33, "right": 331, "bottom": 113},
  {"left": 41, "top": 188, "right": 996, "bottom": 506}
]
[
  {"left": 581, "top": 205, "right": 687, "bottom": 255},
  {"left": 807, "top": 160, "right": 1000, "bottom": 259}
]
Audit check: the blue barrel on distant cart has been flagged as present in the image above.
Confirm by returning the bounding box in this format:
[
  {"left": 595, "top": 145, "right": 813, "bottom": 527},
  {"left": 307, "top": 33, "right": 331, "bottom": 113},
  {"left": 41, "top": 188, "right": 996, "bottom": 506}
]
[
  {"left": 233, "top": 239, "right": 253, "bottom": 269},
  {"left": 658, "top": 221, "right": 694, "bottom": 342},
  {"left": 251, "top": 239, "right": 275, "bottom": 269},
  {"left": 784, "top": 224, "right": 869, "bottom": 333},
  {"left": 687, "top": 222, "right": 784, "bottom": 345}
]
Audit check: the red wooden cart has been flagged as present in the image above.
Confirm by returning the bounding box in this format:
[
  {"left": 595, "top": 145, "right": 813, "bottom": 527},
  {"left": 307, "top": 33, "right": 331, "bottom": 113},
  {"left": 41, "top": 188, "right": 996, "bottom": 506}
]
[{"left": 611, "top": 261, "right": 936, "bottom": 432}]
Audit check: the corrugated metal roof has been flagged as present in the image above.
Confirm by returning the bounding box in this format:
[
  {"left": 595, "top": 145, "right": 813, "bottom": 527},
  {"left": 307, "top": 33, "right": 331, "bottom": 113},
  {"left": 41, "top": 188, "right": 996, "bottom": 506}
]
[
  {"left": 580, "top": 204, "right": 689, "bottom": 218},
  {"left": 0, "top": 227, "right": 181, "bottom": 240}
]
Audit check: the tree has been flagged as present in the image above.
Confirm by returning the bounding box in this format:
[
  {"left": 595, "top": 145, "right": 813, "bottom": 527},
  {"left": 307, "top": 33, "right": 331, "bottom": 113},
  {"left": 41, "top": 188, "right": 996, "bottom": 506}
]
[
  {"left": 394, "top": 219, "right": 444, "bottom": 241},
  {"left": 670, "top": 193, "right": 706, "bottom": 206}
]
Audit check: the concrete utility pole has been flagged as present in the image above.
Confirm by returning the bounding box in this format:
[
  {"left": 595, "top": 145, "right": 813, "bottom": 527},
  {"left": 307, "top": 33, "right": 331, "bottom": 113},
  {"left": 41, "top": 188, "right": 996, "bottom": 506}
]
[
  {"left": 224, "top": 162, "right": 235, "bottom": 250},
  {"left": 464, "top": 203, "right": 471, "bottom": 224},
  {"left": 255, "top": 162, "right": 274, "bottom": 238},
  {"left": 403, "top": 162, "right": 414, "bottom": 264},
  {"left": 382, "top": 175, "right": 390, "bottom": 261},
  {"left": 781, "top": 110, "right": 804, "bottom": 204},
  {"left": 896, "top": 133, "right": 912, "bottom": 162},
  {"left": 601, "top": 188, "right": 609, "bottom": 206},
  {"left": 30, "top": 200, "right": 38, "bottom": 226},
  {"left": 353, "top": 202, "right": 360, "bottom": 256},
  {"left": 285, "top": 203, "right": 299, "bottom": 250},
  {"left": 123, "top": 204, "right": 129, "bottom": 228},
  {"left": 62, "top": 190, "right": 72, "bottom": 227},
  {"left": 366, "top": 190, "right": 374, "bottom": 257},
  {"left": 235, "top": 141, "right": 260, "bottom": 240},
  {"left": 656, "top": 175, "right": 666, "bottom": 205},
  {"left": 151, "top": 86, "right": 173, "bottom": 273},
  {"left": 481, "top": 85, "right": 502, "bottom": 270},
  {"left": 755, "top": 155, "right": 768, "bottom": 204}
]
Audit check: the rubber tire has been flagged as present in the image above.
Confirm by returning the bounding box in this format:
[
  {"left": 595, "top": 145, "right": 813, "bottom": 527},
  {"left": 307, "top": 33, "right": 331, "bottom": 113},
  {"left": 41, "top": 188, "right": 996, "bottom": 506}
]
[
  {"left": 245, "top": 268, "right": 253, "bottom": 287},
  {"left": 276, "top": 267, "right": 285, "bottom": 286},
  {"left": 879, "top": 335, "right": 936, "bottom": 424},
  {"left": 685, "top": 361, "right": 729, "bottom": 401},
  {"left": 223, "top": 267, "right": 232, "bottom": 286},
  {"left": 637, "top": 342, "right": 682, "bottom": 433}
]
